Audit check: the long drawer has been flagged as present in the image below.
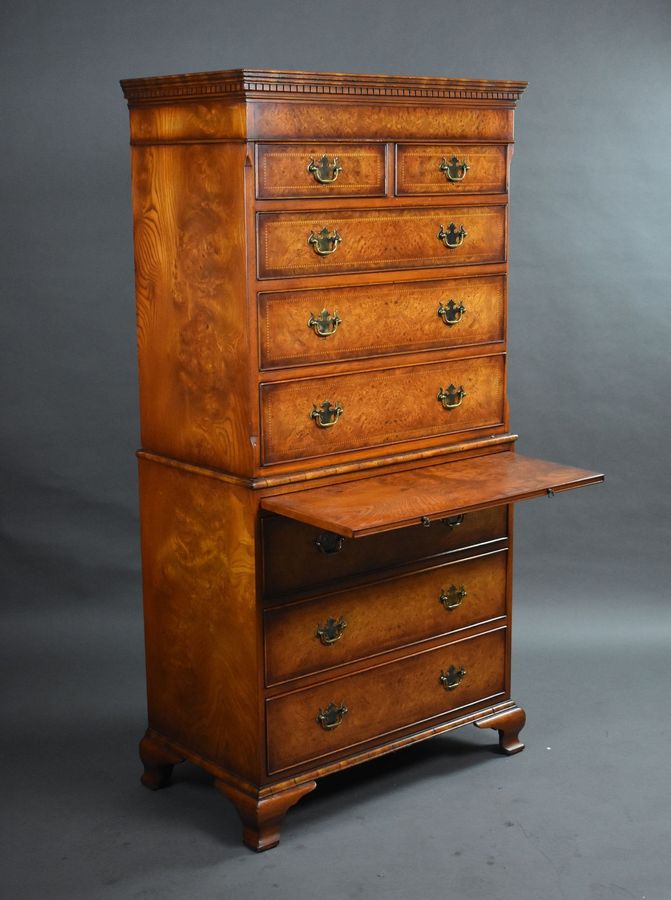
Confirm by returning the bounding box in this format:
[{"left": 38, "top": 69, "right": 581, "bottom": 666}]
[
  {"left": 262, "top": 505, "right": 507, "bottom": 598},
  {"left": 266, "top": 626, "right": 507, "bottom": 773},
  {"left": 256, "top": 143, "right": 387, "bottom": 199},
  {"left": 396, "top": 144, "right": 507, "bottom": 195},
  {"left": 257, "top": 205, "right": 506, "bottom": 279},
  {"left": 265, "top": 548, "right": 508, "bottom": 685},
  {"left": 261, "top": 354, "right": 505, "bottom": 465},
  {"left": 258, "top": 274, "right": 505, "bottom": 370}
]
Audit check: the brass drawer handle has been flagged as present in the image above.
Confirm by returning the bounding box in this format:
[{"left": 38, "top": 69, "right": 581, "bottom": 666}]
[
  {"left": 437, "top": 384, "right": 466, "bottom": 409},
  {"left": 308, "top": 227, "right": 342, "bottom": 256},
  {"left": 437, "top": 299, "right": 466, "bottom": 326},
  {"left": 317, "top": 702, "right": 348, "bottom": 730},
  {"left": 442, "top": 514, "right": 464, "bottom": 529},
  {"left": 307, "top": 155, "right": 343, "bottom": 184},
  {"left": 439, "top": 665, "right": 467, "bottom": 691},
  {"left": 438, "top": 223, "right": 467, "bottom": 248},
  {"left": 308, "top": 308, "right": 342, "bottom": 337},
  {"left": 439, "top": 585, "right": 467, "bottom": 611},
  {"left": 420, "top": 513, "right": 465, "bottom": 529},
  {"left": 311, "top": 400, "right": 343, "bottom": 428},
  {"left": 439, "top": 156, "right": 469, "bottom": 182},
  {"left": 314, "top": 532, "right": 345, "bottom": 554},
  {"left": 316, "top": 616, "right": 348, "bottom": 645}
]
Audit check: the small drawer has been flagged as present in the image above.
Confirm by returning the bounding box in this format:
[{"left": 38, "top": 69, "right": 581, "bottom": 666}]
[
  {"left": 266, "top": 627, "right": 507, "bottom": 773},
  {"left": 396, "top": 144, "right": 507, "bottom": 195},
  {"left": 265, "top": 549, "right": 508, "bottom": 685},
  {"left": 258, "top": 274, "right": 505, "bottom": 370},
  {"left": 257, "top": 205, "right": 506, "bottom": 279},
  {"left": 261, "top": 354, "right": 505, "bottom": 465},
  {"left": 256, "top": 143, "right": 386, "bottom": 199},
  {"left": 262, "top": 506, "right": 508, "bottom": 598}
]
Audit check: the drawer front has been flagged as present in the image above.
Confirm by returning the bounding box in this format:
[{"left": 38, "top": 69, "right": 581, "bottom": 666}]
[
  {"left": 262, "top": 506, "right": 507, "bottom": 598},
  {"left": 266, "top": 627, "right": 507, "bottom": 773},
  {"left": 265, "top": 549, "right": 508, "bottom": 684},
  {"left": 261, "top": 354, "right": 505, "bottom": 465},
  {"left": 257, "top": 205, "right": 506, "bottom": 279},
  {"left": 396, "top": 144, "right": 507, "bottom": 195},
  {"left": 252, "top": 102, "right": 514, "bottom": 143},
  {"left": 256, "top": 143, "right": 386, "bottom": 199},
  {"left": 259, "top": 275, "right": 505, "bottom": 370}
]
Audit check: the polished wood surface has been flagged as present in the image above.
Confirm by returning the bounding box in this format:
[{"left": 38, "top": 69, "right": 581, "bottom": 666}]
[
  {"left": 137, "top": 457, "right": 261, "bottom": 782},
  {"left": 121, "top": 68, "right": 527, "bottom": 105},
  {"left": 266, "top": 627, "right": 507, "bottom": 773},
  {"left": 474, "top": 704, "right": 526, "bottom": 754},
  {"left": 139, "top": 730, "right": 185, "bottom": 790},
  {"left": 258, "top": 274, "right": 505, "bottom": 370},
  {"left": 262, "top": 506, "right": 508, "bottom": 598},
  {"left": 215, "top": 778, "right": 316, "bottom": 852},
  {"left": 396, "top": 144, "right": 508, "bottom": 195},
  {"left": 257, "top": 205, "right": 506, "bottom": 279},
  {"left": 250, "top": 102, "right": 515, "bottom": 142},
  {"left": 121, "top": 67, "right": 523, "bottom": 145},
  {"left": 265, "top": 548, "right": 508, "bottom": 684},
  {"left": 131, "top": 142, "right": 254, "bottom": 475},
  {"left": 122, "top": 67, "right": 599, "bottom": 851},
  {"left": 261, "top": 451, "right": 604, "bottom": 537},
  {"left": 261, "top": 354, "right": 505, "bottom": 465},
  {"left": 256, "top": 143, "right": 386, "bottom": 199}
]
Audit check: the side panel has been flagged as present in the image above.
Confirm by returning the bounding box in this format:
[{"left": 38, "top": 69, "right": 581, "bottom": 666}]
[
  {"left": 138, "top": 458, "right": 262, "bottom": 782},
  {"left": 128, "top": 101, "right": 248, "bottom": 143},
  {"left": 130, "top": 140, "right": 255, "bottom": 474}
]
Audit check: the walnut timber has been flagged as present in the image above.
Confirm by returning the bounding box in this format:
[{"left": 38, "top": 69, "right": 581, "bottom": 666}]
[{"left": 121, "top": 67, "right": 602, "bottom": 852}]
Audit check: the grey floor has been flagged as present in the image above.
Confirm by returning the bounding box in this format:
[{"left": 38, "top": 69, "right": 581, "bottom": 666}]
[{"left": 4, "top": 568, "right": 670, "bottom": 900}]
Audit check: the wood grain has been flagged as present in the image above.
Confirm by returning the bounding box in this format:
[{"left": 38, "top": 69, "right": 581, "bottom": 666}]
[
  {"left": 261, "top": 354, "right": 505, "bottom": 465},
  {"left": 261, "top": 451, "right": 604, "bottom": 537},
  {"left": 474, "top": 704, "right": 526, "bottom": 754},
  {"left": 215, "top": 779, "right": 316, "bottom": 852},
  {"left": 131, "top": 142, "right": 254, "bottom": 474},
  {"left": 250, "top": 102, "right": 514, "bottom": 142},
  {"left": 266, "top": 627, "right": 507, "bottom": 773},
  {"left": 121, "top": 66, "right": 602, "bottom": 852},
  {"left": 265, "top": 548, "right": 508, "bottom": 684},
  {"left": 256, "top": 143, "right": 386, "bottom": 199},
  {"left": 258, "top": 274, "right": 505, "bottom": 370},
  {"left": 137, "top": 456, "right": 262, "bottom": 782},
  {"left": 128, "top": 101, "right": 247, "bottom": 143},
  {"left": 262, "top": 506, "right": 508, "bottom": 598},
  {"left": 257, "top": 205, "right": 506, "bottom": 279},
  {"left": 396, "top": 144, "right": 508, "bottom": 195},
  {"left": 121, "top": 68, "right": 527, "bottom": 107}
]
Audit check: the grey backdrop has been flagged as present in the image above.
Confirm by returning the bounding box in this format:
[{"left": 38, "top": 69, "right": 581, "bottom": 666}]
[{"left": 2, "top": 1, "right": 670, "bottom": 898}]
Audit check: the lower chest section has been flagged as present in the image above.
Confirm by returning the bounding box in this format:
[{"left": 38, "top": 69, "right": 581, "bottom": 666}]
[{"left": 262, "top": 507, "right": 511, "bottom": 776}]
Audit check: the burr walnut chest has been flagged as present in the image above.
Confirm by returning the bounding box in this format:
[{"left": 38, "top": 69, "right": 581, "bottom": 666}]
[{"left": 120, "top": 68, "right": 603, "bottom": 851}]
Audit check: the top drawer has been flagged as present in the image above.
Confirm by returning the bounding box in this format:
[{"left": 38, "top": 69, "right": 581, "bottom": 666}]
[
  {"left": 256, "top": 144, "right": 387, "bottom": 199},
  {"left": 396, "top": 144, "right": 508, "bottom": 196}
]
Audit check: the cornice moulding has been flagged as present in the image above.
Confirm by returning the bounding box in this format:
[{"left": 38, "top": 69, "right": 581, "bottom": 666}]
[{"left": 121, "top": 68, "right": 527, "bottom": 106}]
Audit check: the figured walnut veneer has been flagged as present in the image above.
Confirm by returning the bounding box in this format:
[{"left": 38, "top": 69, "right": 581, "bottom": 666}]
[
  {"left": 264, "top": 549, "right": 509, "bottom": 685},
  {"left": 261, "top": 452, "right": 603, "bottom": 538},
  {"left": 257, "top": 205, "right": 506, "bottom": 279},
  {"left": 122, "top": 67, "right": 602, "bottom": 851},
  {"left": 256, "top": 143, "right": 387, "bottom": 199},
  {"left": 258, "top": 274, "right": 505, "bottom": 369}
]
